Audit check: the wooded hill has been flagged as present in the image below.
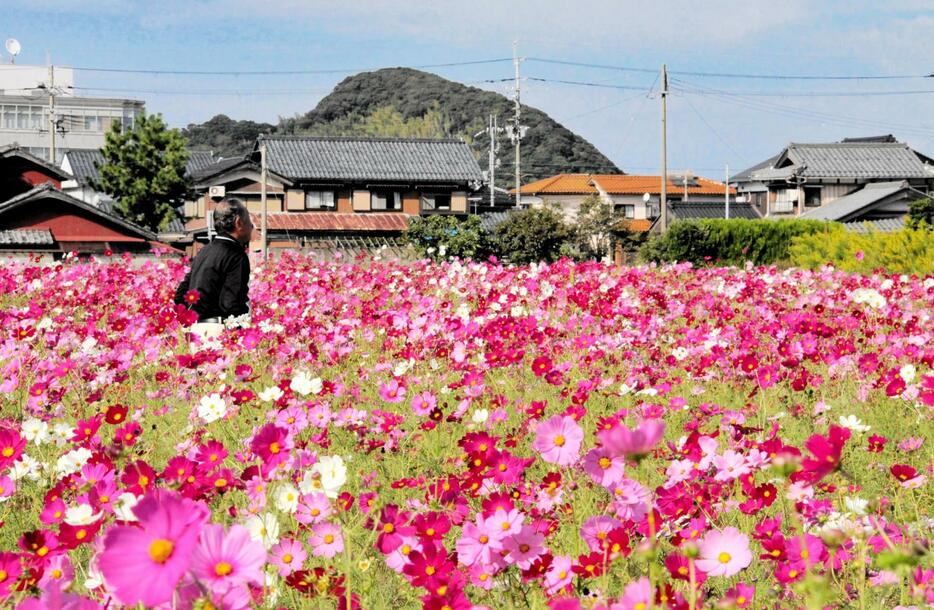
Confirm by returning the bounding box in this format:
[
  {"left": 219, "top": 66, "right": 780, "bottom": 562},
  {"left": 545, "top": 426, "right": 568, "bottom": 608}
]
[{"left": 183, "top": 68, "right": 620, "bottom": 186}]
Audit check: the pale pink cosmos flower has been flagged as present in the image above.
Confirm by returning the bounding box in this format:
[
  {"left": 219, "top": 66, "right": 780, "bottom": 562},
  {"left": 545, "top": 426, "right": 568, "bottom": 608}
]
[
  {"left": 696, "top": 527, "right": 753, "bottom": 577},
  {"left": 713, "top": 450, "right": 752, "bottom": 481},
  {"left": 410, "top": 391, "right": 436, "bottom": 417},
  {"left": 456, "top": 519, "right": 504, "bottom": 566},
  {"left": 609, "top": 479, "right": 652, "bottom": 522},
  {"left": 378, "top": 379, "right": 406, "bottom": 404},
  {"left": 598, "top": 419, "right": 665, "bottom": 459},
  {"left": 581, "top": 447, "right": 626, "bottom": 488},
  {"left": 898, "top": 437, "right": 923, "bottom": 452},
  {"left": 502, "top": 526, "right": 545, "bottom": 569},
  {"left": 269, "top": 538, "right": 307, "bottom": 577},
  {"left": 308, "top": 521, "right": 344, "bottom": 558},
  {"left": 580, "top": 515, "right": 623, "bottom": 552},
  {"left": 612, "top": 576, "right": 652, "bottom": 610},
  {"left": 664, "top": 459, "right": 695, "bottom": 488},
  {"left": 483, "top": 508, "right": 524, "bottom": 539},
  {"left": 189, "top": 523, "right": 266, "bottom": 597},
  {"left": 543, "top": 554, "right": 574, "bottom": 595},
  {"left": 531, "top": 415, "right": 583, "bottom": 466}
]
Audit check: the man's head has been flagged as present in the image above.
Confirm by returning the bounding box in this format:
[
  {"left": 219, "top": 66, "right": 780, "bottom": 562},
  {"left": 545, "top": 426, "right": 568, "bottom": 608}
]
[{"left": 213, "top": 198, "right": 254, "bottom": 246}]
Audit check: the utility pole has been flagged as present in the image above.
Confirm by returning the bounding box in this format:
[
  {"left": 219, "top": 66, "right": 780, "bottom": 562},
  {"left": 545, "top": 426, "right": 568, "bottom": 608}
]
[
  {"left": 683, "top": 174, "right": 688, "bottom": 201},
  {"left": 725, "top": 164, "right": 730, "bottom": 219},
  {"left": 659, "top": 64, "right": 668, "bottom": 232},
  {"left": 489, "top": 114, "right": 497, "bottom": 208},
  {"left": 512, "top": 42, "right": 523, "bottom": 204},
  {"left": 48, "top": 62, "right": 56, "bottom": 163},
  {"left": 260, "top": 140, "right": 268, "bottom": 259}
]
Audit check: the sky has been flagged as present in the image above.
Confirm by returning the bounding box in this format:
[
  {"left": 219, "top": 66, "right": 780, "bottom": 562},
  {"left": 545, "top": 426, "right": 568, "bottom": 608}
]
[{"left": 5, "top": 1, "right": 934, "bottom": 178}]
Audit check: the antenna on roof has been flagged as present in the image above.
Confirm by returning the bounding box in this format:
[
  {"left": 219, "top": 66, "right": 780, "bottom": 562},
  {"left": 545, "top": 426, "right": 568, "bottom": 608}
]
[{"left": 5, "top": 38, "right": 21, "bottom": 64}]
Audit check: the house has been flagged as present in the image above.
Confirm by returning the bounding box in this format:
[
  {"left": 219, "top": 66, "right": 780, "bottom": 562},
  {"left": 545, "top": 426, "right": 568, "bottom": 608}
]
[
  {"left": 515, "top": 173, "right": 746, "bottom": 231},
  {"left": 184, "top": 136, "right": 483, "bottom": 255},
  {"left": 732, "top": 135, "right": 934, "bottom": 217},
  {"left": 0, "top": 144, "right": 174, "bottom": 258},
  {"left": 799, "top": 180, "right": 921, "bottom": 232}
]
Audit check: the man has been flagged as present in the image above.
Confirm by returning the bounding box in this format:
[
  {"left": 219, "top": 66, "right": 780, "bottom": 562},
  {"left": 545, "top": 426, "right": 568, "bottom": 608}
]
[{"left": 174, "top": 198, "right": 254, "bottom": 342}]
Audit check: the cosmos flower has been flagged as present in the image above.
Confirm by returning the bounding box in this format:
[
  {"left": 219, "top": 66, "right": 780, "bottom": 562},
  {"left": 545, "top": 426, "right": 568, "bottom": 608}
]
[{"left": 696, "top": 527, "right": 753, "bottom": 577}]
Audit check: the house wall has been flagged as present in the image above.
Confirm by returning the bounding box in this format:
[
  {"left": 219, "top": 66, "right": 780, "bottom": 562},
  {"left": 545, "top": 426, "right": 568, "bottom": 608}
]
[
  {"left": 2, "top": 200, "right": 146, "bottom": 242},
  {"left": 403, "top": 191, "right": 420, "bottom": 216}
]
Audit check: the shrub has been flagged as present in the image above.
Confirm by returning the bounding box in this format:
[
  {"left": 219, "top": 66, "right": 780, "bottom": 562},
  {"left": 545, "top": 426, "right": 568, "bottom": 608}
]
[
  {"left": 404, "top": 214, "right": 489, "bottom": 262},
  {"left": 907, "top": 198, "right": 934, "bottom": 230},
  {"left": 492, "top": 207, "right": 572, "bottom": 264},
  {"left": 638, "top": 218, "right": 833, "bottom": 266},
  {"left": 789, "top": 225, "right": 934, "bottom": 275}
]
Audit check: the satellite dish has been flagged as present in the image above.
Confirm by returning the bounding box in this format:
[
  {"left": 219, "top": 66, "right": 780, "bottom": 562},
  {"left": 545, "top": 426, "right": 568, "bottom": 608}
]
[
  {"left": 642, "top": 192, "right": 651, "bottom": 203},
  {"left": 5, "top": 38, "right": 22, "bottom": 61}
]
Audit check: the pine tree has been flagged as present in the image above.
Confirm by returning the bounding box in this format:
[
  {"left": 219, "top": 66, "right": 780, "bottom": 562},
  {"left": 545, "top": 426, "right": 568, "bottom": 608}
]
[{"left": 94, "top": 113, "right": 191, "bottom": 232}]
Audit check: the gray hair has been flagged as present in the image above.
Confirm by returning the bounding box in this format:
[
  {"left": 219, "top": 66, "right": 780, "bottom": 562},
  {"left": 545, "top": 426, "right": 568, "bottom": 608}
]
[{"left": 213, "top": 198, "right": 249, "bottom": 234}]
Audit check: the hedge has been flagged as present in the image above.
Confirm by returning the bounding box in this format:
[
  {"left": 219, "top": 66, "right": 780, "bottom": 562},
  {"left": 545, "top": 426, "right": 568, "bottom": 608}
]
[
  {"left": 638, "top": 218, "right": 833, "bottom": 266},
  {"left": 789, "top": 225, "right": 934, "bottom": 275}
]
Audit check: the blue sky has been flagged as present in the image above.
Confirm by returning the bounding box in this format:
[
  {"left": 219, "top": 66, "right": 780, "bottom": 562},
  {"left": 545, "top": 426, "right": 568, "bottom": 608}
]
[{"left": 5, "top": 1, "right": 934, "bottom": 177}]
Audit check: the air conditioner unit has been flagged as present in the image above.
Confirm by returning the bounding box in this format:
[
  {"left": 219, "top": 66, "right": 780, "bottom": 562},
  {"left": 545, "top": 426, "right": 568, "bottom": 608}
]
[{"left": 208, "top": 185, "right": 226, "bottom": 199}]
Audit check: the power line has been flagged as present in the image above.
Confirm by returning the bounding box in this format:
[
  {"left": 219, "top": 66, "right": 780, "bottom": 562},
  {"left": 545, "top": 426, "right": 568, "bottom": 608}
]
[
  {"left": 66, "top": 58, "right": 513, "bottom": 76},
  {"left": 526, "top": 76, "right": 652, "bottom": 91},
  {"left": 527, "top": 56, "right": 934, "bottom": 81}
]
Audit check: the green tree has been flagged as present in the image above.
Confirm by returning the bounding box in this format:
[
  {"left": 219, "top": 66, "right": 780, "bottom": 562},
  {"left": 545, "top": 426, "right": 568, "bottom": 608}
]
[
  {"left": 94, "top": 114, "right": 191, "bottom": 232},
  {"left": 404, "top": 214, "right": 489, "bottom": 262},
  {"left": 906, "top": 198, "right": 934, "bottom": 230},
  {"left": 492, "top": 207, "right": 572, "bottom": 264},
  {"left": 573, "top": 193, "right": 627, "bottom": 260},
  {"left": 182, "top": 114, "right": 274, "bottom": 157}
]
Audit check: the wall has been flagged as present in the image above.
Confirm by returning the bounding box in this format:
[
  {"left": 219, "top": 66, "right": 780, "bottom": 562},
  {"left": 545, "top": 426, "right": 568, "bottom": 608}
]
[{"left": 3, "top": 200, "right": 146, "bottom": 242}]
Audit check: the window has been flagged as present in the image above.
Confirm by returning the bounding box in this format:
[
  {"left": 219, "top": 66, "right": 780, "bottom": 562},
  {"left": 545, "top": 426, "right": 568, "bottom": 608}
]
[
  {"left": 420, "top": 193, "right": 451, "bottom": 211},
  {"left": 617, "top": 204, "right": 635, "bottom": 219},
  {"left": 804, "top": 187, "right": 821, "bottom": 208},
  {"left": 2, "top": 105, "right": 14, "bottom": 129},
  {"left": 84, "top": 116, "right": 100, "bottom": 131},
  {"left": 305, "top": 190, "right": 336, "bottom": 210},
  {"left": 371, "top": 191, "right": 402, "bottom": 211}
]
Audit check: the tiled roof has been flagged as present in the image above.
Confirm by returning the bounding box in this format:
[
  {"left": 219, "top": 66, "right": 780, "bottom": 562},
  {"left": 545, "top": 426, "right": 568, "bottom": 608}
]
[
  {"left": 780, "top": 143, "right": 933, "bottom": 179},
  {"left": 669, "top": 202, "right": 760, "bottom": 220},
  {"left": 0, "top": 229, "right": 54, "bottom": 245},
  {"left": 188, "top": 212, "right": 410, "bottom": 233},
  {"left": 256, "top": 136, "right": 483, "bottom": 183},
  {"left": 517, "top": 174, "right": 734, "bottom": 195},
  {"left": 800, "top": 181, "right": 908, "bottom": 221},
  {"left": 186, "top": 151, "right": 218, "bottom": 176},
  {"left": 97, "top": 200, "right": 187, "bottom": 234},
  {"left": 477, "top": 210, "right": 518, "bottom": 233},
  {"left": 190, "top": 157, "right": 251, "bottom": 182},
  {"left": 621, "top": 219, "right": 653, "bottom": 232},
  {"left": 0, "top": 144, "right": 71, "bottom": 181},
  {"left": 843, "top": 216, "right": 906, "bottom": 233},
  {"left": 64, "top": 149, "right": 104, "bottom": 185}
]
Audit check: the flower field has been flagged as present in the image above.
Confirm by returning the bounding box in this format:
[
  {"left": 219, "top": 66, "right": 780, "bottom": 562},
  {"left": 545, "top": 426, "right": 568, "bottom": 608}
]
[{"left": 0, "top": 252, "right": 931, "bottom": 609}]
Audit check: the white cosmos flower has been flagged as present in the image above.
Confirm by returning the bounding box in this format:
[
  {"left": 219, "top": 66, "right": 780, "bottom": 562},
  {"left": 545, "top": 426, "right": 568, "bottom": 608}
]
[
  {"left": 290, "top": 371, "right": 322, "bottom": 396},
  {"left": 471, "top": 409, "right": 489, "bottom": 424},
  {"left": 10, "top": 454, "right": 41, "bottom": 481},
  {"left": 258, "top": 386, "right": 284, "bottom": 402},
  {"left": 844, "top": 496, "right": 868, "bottom": 516},
  {"left": 21, "top": 418, "right": 50, "bottom": 445},
  {"left": 64, "top": 504, "right": 102, "bottom": 526},
  {"left": 671, "top": 347, "right": 689, "bottom": 361},
  {"left": 51, "top": 423, "right": 75, "bottom": 447},
  {"left": 303, "top": 455, "right": 347, "bottom": 499},
  {"left": 245, "top": 513, "right": 280, "bottom": 549},
  {"left": 55, "top": 448, "right": 93, "bottom": 477},
  {"left": 899, "top": 364, "right": 916, "bottom": 384},
  {"left": 197, "top": 393, "right": 228, "bottom": 423},
  {"left": 838, "top": 415, "right": 870, "bottom": 434},
  {"left": 113, "top": 492, "right": 140, "bottom": 522},
  {"left": 274, "top": 484, "right": 300, "bottom": 514},
  {"left": 619, "top": 383, "right": 633, "bottom": 396}
]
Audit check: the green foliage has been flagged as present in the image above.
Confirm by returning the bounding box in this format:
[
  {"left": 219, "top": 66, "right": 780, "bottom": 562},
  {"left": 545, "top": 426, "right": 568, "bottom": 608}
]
[
  {"left": 183, "top": 68, "right": 619, "bottom": 184},
  {"left": 492, "top": 207, "right": 573, "bottom": 264},
  {"left": 182, "top": 114, "right": 275, "bottom": 158},
  {"left": 907, "top": 198, "right": 934, "bottom": 230},
  {"left": 572, "top": 194, "right": 627, "bottom": 260},
  {"left": 639, "top": 218, "right": 833, "bottom": 266},
  {"left": 789, "top": 224, "right": 934, "bottom": 275},
  {"left": 94, "top": 114, "right": 191, "bottom": 232},
  {"left": 404, "top": 214, "right": 489, "bottom": 262}
]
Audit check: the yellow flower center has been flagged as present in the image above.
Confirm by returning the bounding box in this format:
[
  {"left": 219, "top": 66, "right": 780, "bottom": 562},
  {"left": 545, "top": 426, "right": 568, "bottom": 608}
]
[
  {"left": 310, "top": 508, "right": 320, "bottom": 516},
  {"left": 269, "top": 442, "right": 280, "bottom": 454},
  {"left": 635, "top": 604, "right": 646, "bottom": 610},
  {"left": 426, "top": 528, "right": 435, "bottom": 536},
  {"left": 599, "top": 457, "right": 611, "bottom": 469},
  {"left": 789, "top": 569, "right": 798, "bottom": 578},
  {"left": 0, "top": 570, "right": 6, "bottom": 582},
  {"left": 1, "top": 447, "right": 13, "bottom": 457},
  {"left": 37, "top": 546, "right": 48, "bottom": 557},
  {"left": 214, "top": 478, "right": 227, "bottom": 488},
  {"left": 51, "top": 569, "right": 62, "bottom": 579},
  {"left": 479, "top": 535, "right": 489, "bottom": 544},
  {"left": 383, "top": 523, "right": 394, "bottom": 533},
  {"left": 737, "top": 597, "right": 746, "bottom": 604},
  {"left": 138, "top": 476, "right": 149, "bottom": 487},
  {"left": 282, "top": 553, "right": 293, "bottom": 564},
  {"left": 718, "top": 552, "right": 732, "bottom": 564},
  {"left": 553, "top": 435, "right": 565, "bottom": 447},
  {"left": 76, "top": 530, "right": 87, "bottom": 540},
  {"left": 425, "top": 566, "right": 435, "bottom": 576},
  {"left": 149, "top": 539, "right": 174, "bottom": 563},
  {"left": 324, "top": 534, "right": 334, "bottom": 544},
  {"left": 214, "top": 561, "right": 233, "bottom": 576}
]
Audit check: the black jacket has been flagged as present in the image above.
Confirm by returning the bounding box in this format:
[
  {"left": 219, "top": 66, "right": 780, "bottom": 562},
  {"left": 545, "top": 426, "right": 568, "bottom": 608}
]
[{"left": 173, "top": 235, "right": 250, "bottom": 321}]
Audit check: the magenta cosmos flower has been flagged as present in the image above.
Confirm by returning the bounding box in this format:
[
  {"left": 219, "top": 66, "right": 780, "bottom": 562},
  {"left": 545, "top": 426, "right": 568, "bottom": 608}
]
[
  {"left": 598, "top": 419, "right": 665, "bottom": 459},
  {"left": 98, "top": 490, "right": 209, "bottom": 606},
  {"left": 531, "top": 415, "right": 584, "bottom": 466},
  {"left": 189, "top": 524, "right": 266, "bottom": 590},
  {"left": 696, "top": 527, "right": 753, "bottom": 577}
]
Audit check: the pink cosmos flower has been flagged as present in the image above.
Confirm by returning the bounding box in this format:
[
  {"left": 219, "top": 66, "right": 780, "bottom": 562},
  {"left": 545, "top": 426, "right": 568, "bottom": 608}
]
[
  {"left": 696, "top": 527, "right": 753, "bottom": 577},
  {"left": 455, "top": 519, "right": 503, "bottom": 566},
  {"left": 99, "top": 490, "right": 210, "bottom": 606},
  {"left": 189, "top": 523, "right": 266, "bottom": 590},
  {"left": 502, "top": 525, "right": 544, "bottom": 569},
  {"left": 269, "top": 538, "right": 307, "bottom": 577},
  {"left": 609, "top": 478, "right": 652, "bottom": 522},
  {"left": 581, "top": 448, "right": 626, "bottom": 488},
  {"left": 598, "top": 419, "right": 665, "bottom": 459},
  {"left": 308, "top": 521, "right": 344, "bottom": 558},
  {"left": 544, "top": 554, "right": 574, "bottom": 595},
  {"left": 379, "top": 379, "right": 406, "bottom": 404},
  {"left": 612, "top": 576, "right": 652, "bottom": 610},
  {"left": 580, "top": 516, "right": 623, "bottom": 553},
  {"left": 531, "top": 415, "right": 583, "bottom": 466},
  {"left": 410, "top": 391, "right": 436, "bottom": 416},
  {"left": 0, "top": 551, "right": 22, "bottom": 601}
]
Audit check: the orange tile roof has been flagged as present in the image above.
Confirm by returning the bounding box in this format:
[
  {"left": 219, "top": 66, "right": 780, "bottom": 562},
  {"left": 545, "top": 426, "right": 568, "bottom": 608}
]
[
  {"left": 185, "top": 213, "right": 409, "bottom": 233},
  {"left": 621, "top": 219, "right": 653, "bottom": 232},
  {"left": 517, "top": 174, "right": 599, "bottom": 195},
  {"left": 516, "top": 173, "right": 735, "bottom": 195},
  {"left": 594, "top": 175, "right": 736, "bottom": 196}
]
